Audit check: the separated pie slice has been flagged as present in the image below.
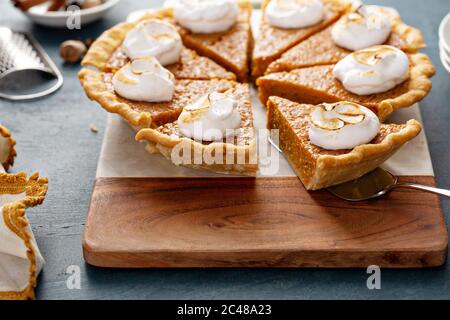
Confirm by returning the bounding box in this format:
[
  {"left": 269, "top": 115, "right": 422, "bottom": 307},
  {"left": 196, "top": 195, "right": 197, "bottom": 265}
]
[
  {"left": 136, "top": 83, "right": 258, "bottom": 176},
  {"left": 252, "top": 0, "right": 349, "bottom": 78},
  {"left": 266, "top": 5, "right": 426, "bottom": 74},
  {"left": 267, "top": 97, "right": 422, "bottom": 190},
  {"left": 82, "top": 13, "right": 236, "bottom": 81},
  {"left": 0, "top": 125, "right": 17, "bottom": 171},
  {"left": 79, "top": 68, "right": 239, "bottom": 129},
  {"left": 258, "top": 52, "right": 435, "bottom": 121}
]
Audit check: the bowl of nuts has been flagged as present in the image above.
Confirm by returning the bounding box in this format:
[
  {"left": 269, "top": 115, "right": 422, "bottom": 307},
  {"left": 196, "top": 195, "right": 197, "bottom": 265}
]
[{"left": 12, "top": 0, "right": 121, "bottom": 28}]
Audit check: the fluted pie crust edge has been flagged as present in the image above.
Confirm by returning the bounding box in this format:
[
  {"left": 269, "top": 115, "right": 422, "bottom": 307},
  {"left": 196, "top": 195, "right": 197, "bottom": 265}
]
[{"left": 136, "top": 129, "right": 258, "bottom": 176}]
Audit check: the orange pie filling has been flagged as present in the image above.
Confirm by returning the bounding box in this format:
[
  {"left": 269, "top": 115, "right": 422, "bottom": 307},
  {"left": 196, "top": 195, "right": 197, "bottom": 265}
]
[{"left": 252, "top": 0, "right": 349, "bottom": 78}]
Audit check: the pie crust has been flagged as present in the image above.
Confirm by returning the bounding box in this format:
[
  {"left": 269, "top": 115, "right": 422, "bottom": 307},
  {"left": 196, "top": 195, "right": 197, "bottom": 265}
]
[
  {"left": 267, "top": 96, "right": 422, "bottom": 190},
  {"left": 252, "top": 0, "right": 350, "bottom": 78},
  {"left": 0, "top": 125, "right": 17, "bottom": 172},
  {"left": 257, "top": 53, "right": 435, "bottom": 121},
  {"left": 79, "top": 68, "right": 239, "bottom": 129},
  {"left": 81, "top": 11, "right": 236, "bottom": 81},
  {"left": 266, "top": 11, "right": 426, "bottom": 74},
  {"left": 136, "top": 83, "right": 258, "bottom": 176}
]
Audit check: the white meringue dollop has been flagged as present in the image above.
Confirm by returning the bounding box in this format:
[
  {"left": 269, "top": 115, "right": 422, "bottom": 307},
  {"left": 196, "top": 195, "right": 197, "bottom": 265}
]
[
  {"left": 333, "top": 45, "right": 410, "bottom": 95},
  {"left": 265, "top": 0, "right": 325, "bottom": 29},
  {"left": 123, "top": 19, "right": 182, "bottom": 66},
  {"left": 308, "top": 102, "right": 381, "bottom": 150},
  {"left": 173, "top": 0, "right": 239, "bottom": 34},
  {"left": 331, "top": 5, "right": 392, "bottom": 51},
  {"left": 178, "top": 93, "right": 242, "bottom": 142},
  {"left": 112, "top": 57, "right": 175, "bottom": 102}
]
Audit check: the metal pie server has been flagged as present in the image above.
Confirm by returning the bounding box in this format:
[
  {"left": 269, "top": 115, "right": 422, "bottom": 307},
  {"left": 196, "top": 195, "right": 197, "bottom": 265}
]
[
  {"left": 0, "top": 26, "right": 63, "bottom": 101},
  {"left": 268, "top": 136, "right": 450, "bottom": 201},
  {"left": 328, "top": 168, "right": 450, "bottom": 201}
]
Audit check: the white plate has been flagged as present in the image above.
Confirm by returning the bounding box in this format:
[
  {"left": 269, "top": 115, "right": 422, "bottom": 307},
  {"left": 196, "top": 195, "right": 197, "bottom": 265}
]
[
  {"left": 440, "top": 38, "right": 450, "bottom": 59},
  {"left": 440, "top": 41, "right": 450, "bottom": 63},
  {"left": 24, "top": 0, "right": 121, "bottom": 28},
  {"left": 439, "top": 47, "right": 450, "bottom": 74},
  {"left": 439, "top": 11, "right": 450, "bottom": 56}
]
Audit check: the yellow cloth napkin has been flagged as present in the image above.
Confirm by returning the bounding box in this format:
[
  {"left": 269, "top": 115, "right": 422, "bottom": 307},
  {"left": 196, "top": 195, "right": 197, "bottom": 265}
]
[
  {"left": 0, "top": 172, "right": 48, "bottom": 300},
  {"left": 0, "top": 125, "right": 48, "bottom": 300}
]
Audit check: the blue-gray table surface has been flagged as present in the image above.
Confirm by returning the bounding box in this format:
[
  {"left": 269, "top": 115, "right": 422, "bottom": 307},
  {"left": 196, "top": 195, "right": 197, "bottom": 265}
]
[{"left": 0, "top": 0, "right": 449, "bottom": 300}]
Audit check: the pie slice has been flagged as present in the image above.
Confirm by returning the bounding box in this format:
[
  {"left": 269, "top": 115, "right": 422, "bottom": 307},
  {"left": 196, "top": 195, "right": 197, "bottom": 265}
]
[
  {"left": 79, "top": 68, "right": 238, "bottom": 129},
  {"left": 266, "top": 9, "right": 426, "bottom": 74},
  {"left": 81, "top": 13, "right": 236, "bottom": 81},
  {"left": 257, "top": 53, "right": 435, "bottom": 121},
  {"left": 267, "top": 96, "right": 422, "bottom": 190},
  {"left": 252, "top": 0, "right": 349, "bottom": 78},
  {"left": 136, "top": 83, "right": 258, "bottom": 176},
  {"left": 170, "top": 1, "right": 254, "bottom": 82},
  {"left": 0, "top": 125, "right": 17, "bottom": 172}
]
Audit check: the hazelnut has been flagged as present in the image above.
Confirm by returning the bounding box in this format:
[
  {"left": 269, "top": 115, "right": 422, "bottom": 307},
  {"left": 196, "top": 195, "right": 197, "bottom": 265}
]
[
  {"left": 60, "top": 40, "right": 87, "bottom": 64},
  {"left": 84, "top": 38, "right": 95, "bottom": 48}
]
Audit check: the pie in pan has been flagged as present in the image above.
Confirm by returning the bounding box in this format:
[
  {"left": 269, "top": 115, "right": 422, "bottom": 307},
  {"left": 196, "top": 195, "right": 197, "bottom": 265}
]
[{"left": 267, "top": 96, "right": 422, "bottom": 190}]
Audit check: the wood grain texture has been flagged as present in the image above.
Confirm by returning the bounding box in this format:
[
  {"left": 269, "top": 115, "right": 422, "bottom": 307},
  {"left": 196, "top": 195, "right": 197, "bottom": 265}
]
[{"left": 84, "top": 176, "right": 447, "bottom": 268}]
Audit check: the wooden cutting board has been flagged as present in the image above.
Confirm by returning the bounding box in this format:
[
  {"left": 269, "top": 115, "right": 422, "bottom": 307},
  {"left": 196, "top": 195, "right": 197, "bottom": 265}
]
[{"left": 83, "top": 176, "right": 447, "bottom": 268}]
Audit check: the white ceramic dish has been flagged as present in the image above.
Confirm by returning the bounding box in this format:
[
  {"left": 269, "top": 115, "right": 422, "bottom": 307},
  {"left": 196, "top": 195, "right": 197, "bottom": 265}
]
[
  {"left": 440, "top": 39, "right": 450, "bottom": 60},
  {"left": 439, "top": 11, "right": 450, "bottom": 56},
  {"left": 24, "top": 0, "right": 121, "bottom": 28},
  {"left": 440, "top": 48, "right": 450, "bottom": 74}
]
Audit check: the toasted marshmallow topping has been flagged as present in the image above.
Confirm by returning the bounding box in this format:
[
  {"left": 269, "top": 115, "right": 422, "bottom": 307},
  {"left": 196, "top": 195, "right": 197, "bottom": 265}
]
[
  {"left": 265, "top": 0, "right": 324, "bottom": 29},
  {"left": 178, "top": 93, "right": 241, "bottom": 141},
  {"left": 333, "top": 45, "right": 410, "bottom": 95},
  {"left": 332, "top": 6, "right": 392, "bottom": 51},
  {"left": 123, "top": 19, "right": 182, "bottom": 66},
  {"left": 112, "top": 57, "right": 175, "bottom": 102},
  {"left": 173, "top": 0, "right": 239, "bottom": 34},
  {"left": 309, "top": 102, "right": 380, "bottom": 150}
]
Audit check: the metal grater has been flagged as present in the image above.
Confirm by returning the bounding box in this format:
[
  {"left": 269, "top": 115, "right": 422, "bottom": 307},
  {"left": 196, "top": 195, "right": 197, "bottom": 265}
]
[{"left": 0, "top": 27, "right": 63, "bottom": 101}]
